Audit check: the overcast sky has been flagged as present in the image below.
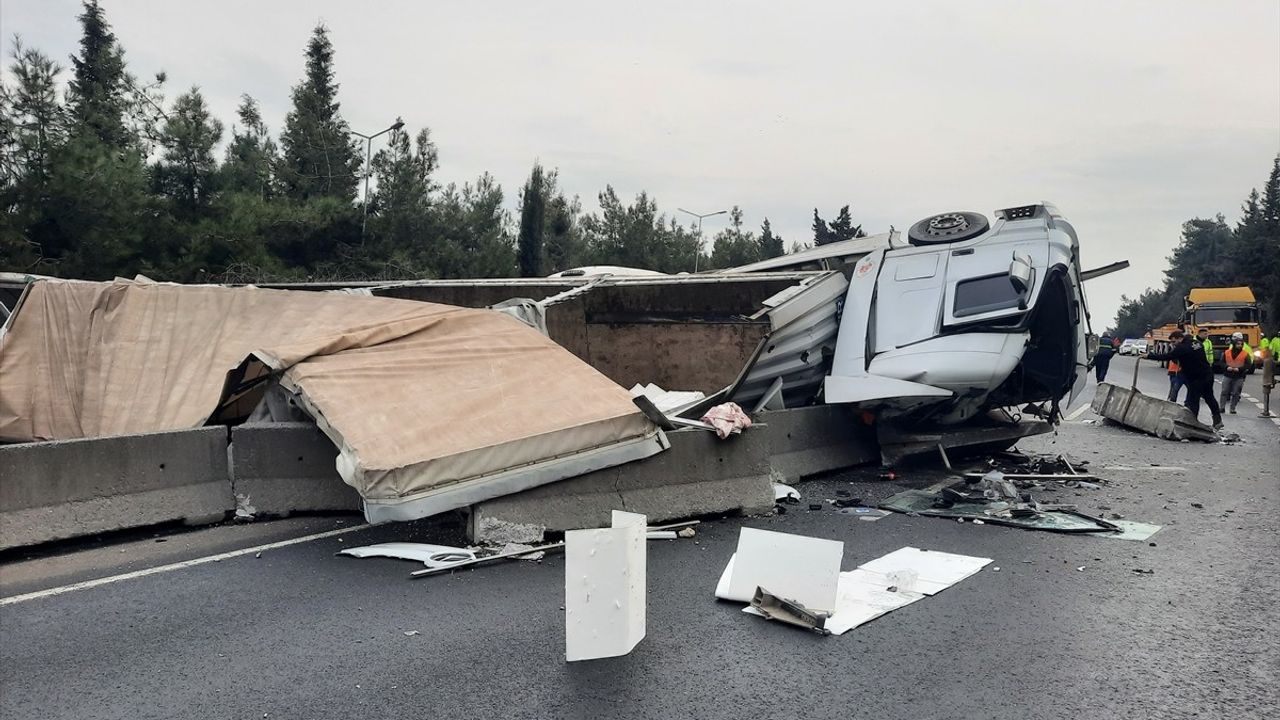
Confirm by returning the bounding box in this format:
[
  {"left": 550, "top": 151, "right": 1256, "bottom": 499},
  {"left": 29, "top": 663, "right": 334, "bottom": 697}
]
[{"left": 3, "top": 0, "right": 1277, "bottom": 327}]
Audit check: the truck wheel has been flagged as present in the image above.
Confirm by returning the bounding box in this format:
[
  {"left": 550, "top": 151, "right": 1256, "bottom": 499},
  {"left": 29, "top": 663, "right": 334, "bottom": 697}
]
[{"left": 907, "top": 211, "right": 990, "bottom": 246}]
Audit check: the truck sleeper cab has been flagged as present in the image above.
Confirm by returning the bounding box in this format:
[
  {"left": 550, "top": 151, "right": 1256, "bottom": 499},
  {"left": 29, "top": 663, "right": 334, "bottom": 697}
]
[{"left": 825, "top": 203, "right": 1095, "bottom": 425}]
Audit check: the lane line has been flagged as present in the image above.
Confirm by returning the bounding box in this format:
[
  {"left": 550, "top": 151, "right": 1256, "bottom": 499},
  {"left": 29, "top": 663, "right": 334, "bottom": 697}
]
[
  {"left": 1, "top": 523, "right": 370, "bottom": 607},
  {"left": 1065, "top": 403, "right": 1091, "bottom": 421}
]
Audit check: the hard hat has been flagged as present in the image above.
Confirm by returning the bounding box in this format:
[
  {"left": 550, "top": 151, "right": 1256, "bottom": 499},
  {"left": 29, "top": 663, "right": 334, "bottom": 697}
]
[{"left": 1231, "top": 332, "right": 1243, "bottom": 340}]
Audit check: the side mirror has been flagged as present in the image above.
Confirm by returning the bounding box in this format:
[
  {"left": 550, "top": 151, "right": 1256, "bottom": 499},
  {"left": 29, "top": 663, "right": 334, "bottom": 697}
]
[{"left": 1009, "top": 252, "right": 1034, "bottom": 309}]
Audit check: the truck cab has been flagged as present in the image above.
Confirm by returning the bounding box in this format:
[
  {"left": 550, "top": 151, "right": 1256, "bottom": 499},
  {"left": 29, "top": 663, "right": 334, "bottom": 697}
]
[
  {"left": 824, "top": 202, "right": 1096, "bottom": 425},
  {"left": 1184, "top": 287, "right": 1263, "bottom": 370}
]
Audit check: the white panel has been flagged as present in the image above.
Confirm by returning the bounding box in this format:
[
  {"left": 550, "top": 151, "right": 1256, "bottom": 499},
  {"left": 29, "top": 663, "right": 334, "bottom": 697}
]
[
  {"left": 856, "top": 546, "right": 991, "bottom": 596},
  {"left": 564, "top": 510, "right": 647, "bottom": 662},
  {"left": 721, "top": 528, "right": 843, "bottom": 612}
]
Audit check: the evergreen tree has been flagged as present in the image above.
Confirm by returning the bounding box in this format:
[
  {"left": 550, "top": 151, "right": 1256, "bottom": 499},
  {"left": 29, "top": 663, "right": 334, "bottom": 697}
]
[
  {"left": 759, "top": 217, "right": 784, "bottom": 259},
  {"left": 542, "top": 170, "right": 584, "bottom": 273},
  {"left": 0, "top": 41, "right": 67, "bottom": 270},
  {"left": 432, "top": 172, "right": 514, "bottom": 278},
  {"left": 66, "top": 0, "right": 131, "bottom": 150},
  {"left": 813, "top": 205, "right": 866, "bottom": 245},
  {"left": 828, "top": 205, "right": 865, "bottom": 241},
  {"left": 365, "top": 122, "right": 438, "bottom": 276},
  {"left": 707, "top": 206, "right": 760, "bottom": 269},
  {"left": 278, "top": 24, "right": 361, "bottom": 202},
  {"left": 154, "top": 87, "right": 222, "bottom": 217},
  {"left": 43, "top": 0, "right": 153, "bottom": 278},
  {"left": 517, "top": 162, "right": 546, "bottom": 277},
  {"left": 811, "top": 208, "right": 834, "bottom": 245},
  {"left": 221, "top": 95, "right": 278, "bottom": 199}
]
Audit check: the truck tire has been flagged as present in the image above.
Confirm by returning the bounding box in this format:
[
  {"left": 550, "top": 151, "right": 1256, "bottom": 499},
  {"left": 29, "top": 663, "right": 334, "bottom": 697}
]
[{"left": 907, "top": 211, "right": 990, "bottom": 246}]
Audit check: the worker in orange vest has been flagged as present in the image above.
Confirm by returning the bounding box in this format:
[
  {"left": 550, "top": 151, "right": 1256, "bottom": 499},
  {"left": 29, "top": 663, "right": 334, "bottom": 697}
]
[{"left": 1219, "top": 333, "right": 1252, "bottom": 414}]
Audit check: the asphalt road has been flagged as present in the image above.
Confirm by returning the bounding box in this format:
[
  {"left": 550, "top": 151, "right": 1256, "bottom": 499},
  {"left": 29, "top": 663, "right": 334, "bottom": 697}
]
[{"left": 1, "top": 356, "right": 1276, "bottom": 720}]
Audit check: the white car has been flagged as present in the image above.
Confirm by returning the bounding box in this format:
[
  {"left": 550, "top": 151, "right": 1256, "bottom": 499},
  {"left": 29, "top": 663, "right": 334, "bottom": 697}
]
[
  {"left": 824, "top": 203, "right": 1111, "bottom": 425},
  {"left": 1118, "top": 339, "right": 1138, "bottom": 355}
]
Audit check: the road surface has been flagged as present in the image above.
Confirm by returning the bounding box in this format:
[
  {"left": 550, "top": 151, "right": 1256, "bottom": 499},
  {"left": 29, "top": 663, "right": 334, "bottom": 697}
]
[{"left": 1, "top": 356, "right": 1276, "bottom": 720}]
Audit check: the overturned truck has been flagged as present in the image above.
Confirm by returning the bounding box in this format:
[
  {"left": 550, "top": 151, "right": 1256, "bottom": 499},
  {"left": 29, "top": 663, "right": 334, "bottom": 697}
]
[
  {"left": 719, "top": 203, "right": 1122, "bottom": 463},
  {"left": 0, "top": 202, "right": 1121, "bottom": 545}
]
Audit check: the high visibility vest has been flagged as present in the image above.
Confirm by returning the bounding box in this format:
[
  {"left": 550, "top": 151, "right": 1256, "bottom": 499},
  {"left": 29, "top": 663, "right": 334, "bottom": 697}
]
[
  {"left": 1201, "top": 338, "right": 1214, "bottom": 363},
  {"left": 1223, "top": 347, "right": 1249, "bottom": 370}
]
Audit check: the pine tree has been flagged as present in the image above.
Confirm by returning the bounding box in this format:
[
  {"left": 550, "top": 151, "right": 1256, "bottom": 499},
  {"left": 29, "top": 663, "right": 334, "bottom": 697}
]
[
  {"left": 517, "top": 162, "right": 546, "bottom": 277},
  {"left": 366, "top": 122, "right": 438, "bottom": 275},
  {"left": 708, "top": 206, "right": 760, "bottom": 269},
  {"left": 222, "top": 95, "right": 278, "bottom": 199},
  {"left": 759, "top": 218, "right": 784, "bottom": 259},
  {"left": 44, "top": 0, "right": 152, "bottom": 278},
  {"left": 811, "top": 208, "right": 834, "bottom": 246},
  {"left": 278, "top": 24, "right": 361, "bottom": 202},
  {"left": 0, "top": 41, "right": 66, "bottom": 270},
  {"left": 154, "top": 87, "right": 222, "bottom": 217},
  {"left": 827, "top": 205, "right": 865, "bottom": 241},
  {"left": 542, "top": 170, "right": 583, "bottom": 273},
  {"left": 66, "top": 0, "right": 131, "bottom": 150}
]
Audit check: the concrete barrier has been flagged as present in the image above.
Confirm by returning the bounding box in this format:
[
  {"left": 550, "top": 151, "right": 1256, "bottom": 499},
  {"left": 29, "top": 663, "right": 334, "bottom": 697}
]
[
  {"left": 0, "top": 427, "right": 233, "bottom": 550},
  {"left": 1091, "top": 383, "right": 1218, "bottom": 441},
  {"left": 756, "top": 405, "right": 879, "bottom": 481},
  {"left": 470, "top": 427, "right": 774, "bottom": 542},
  {"left": 229, "top": 423, "right": 361, "bottom": 517}
]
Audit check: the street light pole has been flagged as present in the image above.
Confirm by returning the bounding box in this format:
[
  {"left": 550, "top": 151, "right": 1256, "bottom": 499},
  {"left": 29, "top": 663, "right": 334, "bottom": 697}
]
[
  {"left": 677, "top": 208, "right": 728, "bottom": 273},
  {"left": 351, "top": 119, "right": 405, "bottom": 242}
]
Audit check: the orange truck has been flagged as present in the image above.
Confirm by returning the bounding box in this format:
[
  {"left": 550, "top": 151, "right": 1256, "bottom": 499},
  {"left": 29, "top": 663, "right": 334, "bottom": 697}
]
[
  {"left": 1148, "top": 322, "right": 1182, "bottom": 359},
  {"left": 1184, "top": 287, "right": 1263, "bottom": 370}
]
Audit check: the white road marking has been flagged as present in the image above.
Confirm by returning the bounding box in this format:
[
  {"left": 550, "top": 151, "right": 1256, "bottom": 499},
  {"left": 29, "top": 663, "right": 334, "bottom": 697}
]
[
  {"left": 1065, "top": 403, "right": 1091, "bottom": 421},
  {"left": 0, "top": 524, "right": 369, "bottom": 607}
]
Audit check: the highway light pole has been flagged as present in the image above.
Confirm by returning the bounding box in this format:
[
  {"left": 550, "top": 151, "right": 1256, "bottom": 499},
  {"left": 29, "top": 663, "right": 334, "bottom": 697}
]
[
  {"left": 352, "top": 119, "right": 405, "bottom": 242},
  {"left": 677, "top": 208, "right": 727, "bottom": 272}
]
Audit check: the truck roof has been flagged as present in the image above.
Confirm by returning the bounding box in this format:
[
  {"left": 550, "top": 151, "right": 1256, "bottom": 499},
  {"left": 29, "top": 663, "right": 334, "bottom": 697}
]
[{"left": 1188, "top": 286, "right": 1255, "bottom": 305}]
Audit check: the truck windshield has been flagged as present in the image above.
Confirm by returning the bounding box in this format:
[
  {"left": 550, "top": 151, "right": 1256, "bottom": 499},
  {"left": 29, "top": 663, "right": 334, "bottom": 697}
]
[{"left": 1194, "top": 307, "right": 1258, "bottom": 324}]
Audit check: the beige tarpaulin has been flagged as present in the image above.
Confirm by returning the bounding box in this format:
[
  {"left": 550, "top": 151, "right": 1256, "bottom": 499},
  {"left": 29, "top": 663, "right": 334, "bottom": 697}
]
[{"left": 0, "top": 279, "right": 664, "bottom": 520}]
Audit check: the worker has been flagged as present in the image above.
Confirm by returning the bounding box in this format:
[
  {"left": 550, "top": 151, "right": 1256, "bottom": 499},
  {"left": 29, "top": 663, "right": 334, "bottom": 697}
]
[
  {"left": 1166, "top": 355, "right": 1184, "bottom": 402},
  {"left": 1145, "top": 330, "right": 1223, "bottom": 430},
  {"left": 1095, "top": 334, "right": 1115, "bottom": 382},
  {"left": 1219, "top": 333, "right": 1252, "bottom": 414},
  {"left": 1196, "top": 327, "right": 1214, "bottom": 365}
]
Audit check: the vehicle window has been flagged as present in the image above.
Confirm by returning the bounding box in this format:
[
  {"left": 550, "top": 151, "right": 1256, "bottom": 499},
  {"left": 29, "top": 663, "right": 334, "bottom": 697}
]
[
  {"left": 1194, "top": 307, "right": 1258, "bottom": 324},
  {"left": 954, "top": 274, "right": 1021, "bottom": 317}
]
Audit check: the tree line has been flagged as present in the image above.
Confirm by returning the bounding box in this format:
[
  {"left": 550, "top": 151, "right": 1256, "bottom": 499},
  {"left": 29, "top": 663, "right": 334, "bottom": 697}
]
[
  {"left": 1110, "top": 157, "right": 1280, "bottom": 339},
  {"left": 1, "top": 2, "right": 872, "bottom": 283}
]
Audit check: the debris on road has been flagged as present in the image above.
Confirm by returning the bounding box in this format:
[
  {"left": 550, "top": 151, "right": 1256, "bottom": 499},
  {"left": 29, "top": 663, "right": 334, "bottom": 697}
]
[
  {"left": 773, "top": 483, "right": 801, "bottom": 503},
  {"left": 1091, "top": 382, "right": 1218, "bottom": 442},
  {"left": 836, "top": 507, "right": 891, "bottom": 521},
  {"left": 727, "top": 543, "right": 991, "bottom": 636},
  {"left": 880, "top": 483, "right": 1122, "bottom": 534},
  {"left": 749, "top": 587, "right": 831, "bottom": 635},
  {"left": 234, "top": 494, "right": 256, "bottom": 522},
  {"left": 498, "top": 542, "right": 546, "bottom": 561},
  {"left": 715, "top": 528, "right": 843, "bottom": 611},
  {"left": 565, "top": 511, "right": 647, "bottom": 662},
  {"left": 339, "top": 543, "right": 477, "bottom": 568}
]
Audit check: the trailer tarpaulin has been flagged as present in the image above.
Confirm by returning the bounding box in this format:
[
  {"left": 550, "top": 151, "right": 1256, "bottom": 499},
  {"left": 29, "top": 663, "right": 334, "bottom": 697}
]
[{"left": 0, "top": 279, "right": 665, "bottom": 521}]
